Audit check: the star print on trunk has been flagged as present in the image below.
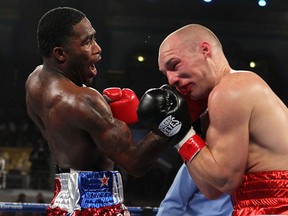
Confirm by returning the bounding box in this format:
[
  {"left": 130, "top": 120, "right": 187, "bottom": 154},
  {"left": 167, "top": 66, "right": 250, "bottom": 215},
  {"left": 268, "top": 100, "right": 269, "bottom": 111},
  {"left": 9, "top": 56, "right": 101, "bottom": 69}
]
[{"left": 98, "top": 173, "right": 110, "bottom": 187}]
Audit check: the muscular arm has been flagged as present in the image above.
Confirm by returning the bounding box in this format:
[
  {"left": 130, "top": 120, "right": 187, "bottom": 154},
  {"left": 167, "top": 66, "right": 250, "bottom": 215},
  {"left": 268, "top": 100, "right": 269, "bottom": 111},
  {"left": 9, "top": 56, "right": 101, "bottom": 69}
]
[
  {"left": 78, "top": 87, "right": 169, "bottom": 177},
  {"left": 186, "top": 78, "right": 251, "bottom": 198}
]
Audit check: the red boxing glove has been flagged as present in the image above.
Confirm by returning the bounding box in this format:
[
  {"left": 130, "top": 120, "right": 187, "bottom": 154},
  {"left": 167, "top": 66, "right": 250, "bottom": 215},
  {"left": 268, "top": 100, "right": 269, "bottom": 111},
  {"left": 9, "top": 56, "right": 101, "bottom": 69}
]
[
  {"left": 102, "top": 87, "right": 139, "bottom": 125},
  {"left": 184, "top": 95, "right": 208, "bottom": 122}
]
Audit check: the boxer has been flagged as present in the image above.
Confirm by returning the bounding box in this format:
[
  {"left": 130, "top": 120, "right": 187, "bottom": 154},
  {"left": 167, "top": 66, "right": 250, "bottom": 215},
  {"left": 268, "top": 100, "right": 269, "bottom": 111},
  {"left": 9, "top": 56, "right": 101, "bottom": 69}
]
[
  {"left": 25, "top": 7, "right": 171, "bottom": 215},
  {"left": 137, "top": 24, "right": 288, "bottom": 215}
]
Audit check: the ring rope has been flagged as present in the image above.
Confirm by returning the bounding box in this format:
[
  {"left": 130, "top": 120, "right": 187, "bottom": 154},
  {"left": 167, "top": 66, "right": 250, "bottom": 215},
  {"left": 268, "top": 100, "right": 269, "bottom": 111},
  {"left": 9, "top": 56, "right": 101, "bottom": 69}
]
[{"left": 0, "top": 202, "right": 159, "bottom": 214}]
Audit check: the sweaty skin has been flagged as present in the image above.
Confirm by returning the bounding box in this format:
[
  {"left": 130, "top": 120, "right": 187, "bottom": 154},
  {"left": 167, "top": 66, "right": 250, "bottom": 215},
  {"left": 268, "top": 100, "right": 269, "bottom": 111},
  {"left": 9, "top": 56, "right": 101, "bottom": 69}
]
[
  {"left": 158, "top": 24, "right": 288, "bottom": 198},
  {"left": 26, "top": 17, "right": 168, "bottom": 177}
]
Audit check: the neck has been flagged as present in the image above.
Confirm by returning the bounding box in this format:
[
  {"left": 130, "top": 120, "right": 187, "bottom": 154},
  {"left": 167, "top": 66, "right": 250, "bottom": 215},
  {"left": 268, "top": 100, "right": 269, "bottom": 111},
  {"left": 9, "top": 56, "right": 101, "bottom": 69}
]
[{"left": 42, "top": 61, "right": 83, "bottom": 87}]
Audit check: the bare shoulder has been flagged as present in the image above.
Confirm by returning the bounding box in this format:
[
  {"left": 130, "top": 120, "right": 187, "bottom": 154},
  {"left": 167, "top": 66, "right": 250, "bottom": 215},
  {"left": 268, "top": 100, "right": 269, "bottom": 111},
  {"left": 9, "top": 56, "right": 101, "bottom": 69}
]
[
  {"left": 58, "top": 86, "right": 112, "bottom": 128},
  {"left": 208, "top": 71, "right": 268, "bottom": 126},
  {"left": 209, "top": 71, "right": 267, "bottom": 105},
  {"left": 25, "top": 65, "right": 42, "bottom": 88}
]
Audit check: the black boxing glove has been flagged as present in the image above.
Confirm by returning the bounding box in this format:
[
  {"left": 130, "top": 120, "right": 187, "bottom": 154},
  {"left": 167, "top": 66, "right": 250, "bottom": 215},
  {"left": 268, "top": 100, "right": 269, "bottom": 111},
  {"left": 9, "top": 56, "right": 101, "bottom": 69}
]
[{"left": 137, "top": 84, "right": 205, "bottom": 162}]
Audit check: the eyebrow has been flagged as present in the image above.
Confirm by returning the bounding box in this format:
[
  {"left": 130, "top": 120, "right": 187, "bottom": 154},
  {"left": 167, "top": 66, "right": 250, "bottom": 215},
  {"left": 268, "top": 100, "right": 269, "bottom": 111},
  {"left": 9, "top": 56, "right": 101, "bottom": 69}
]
[
  {"left": 85, "top": 31, "right": 96, "bottom": 40},
  {"left": 159, "top": 58, "right": 174, "bottom": 75},
  {"left": 81, "top": 32, "right": 95, "bottom": 44},
  {"left": 165, "top": 58, "right": 174, "bottom": 67},
  {"left": 165, "top": 58, "right": 179, "bottom": 69}
]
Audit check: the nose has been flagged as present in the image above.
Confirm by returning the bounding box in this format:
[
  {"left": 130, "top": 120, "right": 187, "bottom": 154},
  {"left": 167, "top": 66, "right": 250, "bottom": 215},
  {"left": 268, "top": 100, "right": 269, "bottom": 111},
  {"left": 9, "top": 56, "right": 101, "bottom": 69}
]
[
  {"left": 93, "top": 40, "right": 102, "bottom": 54},
  {"left": 166, "top": 71, "right": 179, "bottom": 86}
]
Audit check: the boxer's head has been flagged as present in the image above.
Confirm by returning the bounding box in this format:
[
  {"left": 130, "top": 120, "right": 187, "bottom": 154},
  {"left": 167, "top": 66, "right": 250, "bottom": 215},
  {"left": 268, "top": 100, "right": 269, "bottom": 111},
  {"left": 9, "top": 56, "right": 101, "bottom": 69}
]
[{"left": 37, "top": 7, "right": 86, "bottom": 57}]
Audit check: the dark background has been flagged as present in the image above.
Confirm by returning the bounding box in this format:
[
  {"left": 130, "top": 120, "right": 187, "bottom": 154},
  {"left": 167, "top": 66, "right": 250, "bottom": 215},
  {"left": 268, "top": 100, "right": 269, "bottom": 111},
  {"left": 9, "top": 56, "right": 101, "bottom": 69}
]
[{"left": 0, "top": 0, "right": 288, "bottom": 206}]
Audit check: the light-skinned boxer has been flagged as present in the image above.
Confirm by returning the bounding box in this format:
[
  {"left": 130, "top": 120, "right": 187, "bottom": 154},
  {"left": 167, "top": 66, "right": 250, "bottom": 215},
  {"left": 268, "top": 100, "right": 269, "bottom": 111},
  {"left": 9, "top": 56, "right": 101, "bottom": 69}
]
[
  {"left": 155, "top": 97, "right": 233, "bottom": 216},
  {"left": 137, "top": 24, "right": 288, "bottom": 215},
  {"left": 25, "top": 7, "right": 171, "bottom": 215}
]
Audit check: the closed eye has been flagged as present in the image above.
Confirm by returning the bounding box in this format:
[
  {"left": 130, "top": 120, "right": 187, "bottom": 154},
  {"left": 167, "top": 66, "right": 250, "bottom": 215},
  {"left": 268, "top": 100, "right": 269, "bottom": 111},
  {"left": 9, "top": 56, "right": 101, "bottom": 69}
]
[{"left": 166, "top": 58, "right": 180, "bottom": 72}]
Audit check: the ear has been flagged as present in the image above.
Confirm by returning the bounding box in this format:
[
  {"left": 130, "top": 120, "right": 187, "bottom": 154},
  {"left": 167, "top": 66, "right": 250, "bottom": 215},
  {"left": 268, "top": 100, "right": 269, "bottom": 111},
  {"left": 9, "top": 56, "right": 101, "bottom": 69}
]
[
  {"left": 200, "top": 42, "right": 211, "bottom": 57},
  {"left": 52, "top": 47, "right": 66, "bottom": 62}
]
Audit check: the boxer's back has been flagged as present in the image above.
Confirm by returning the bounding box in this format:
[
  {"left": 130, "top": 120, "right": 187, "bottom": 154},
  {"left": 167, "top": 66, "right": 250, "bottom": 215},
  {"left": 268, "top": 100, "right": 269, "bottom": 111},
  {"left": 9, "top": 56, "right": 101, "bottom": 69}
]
[
  {"left": 245, "top": 72, "right": 288, "bottom": 172},
  {"left": 25, "top": 65, "right": 114, "bottom": 171}
]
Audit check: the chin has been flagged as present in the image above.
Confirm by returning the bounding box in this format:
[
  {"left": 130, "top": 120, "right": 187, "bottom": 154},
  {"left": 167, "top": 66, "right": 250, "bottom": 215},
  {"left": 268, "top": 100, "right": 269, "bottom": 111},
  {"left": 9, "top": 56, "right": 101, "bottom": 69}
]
[
  {"left": 187, "top": 93, "right": 199, "bottom": 100},
  {"left": 83, "top": 79, "right": 93, "bottom": 87}
]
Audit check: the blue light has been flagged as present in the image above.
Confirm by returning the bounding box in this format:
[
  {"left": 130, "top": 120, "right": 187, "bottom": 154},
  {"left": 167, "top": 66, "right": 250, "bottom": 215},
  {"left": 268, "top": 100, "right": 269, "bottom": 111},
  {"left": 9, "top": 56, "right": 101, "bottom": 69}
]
[
  {"left": 258, "top": 0, "right": 267, "bottom": 7},
  {"left": 203, "top": 0, "right": 212, "bottom": 2}
]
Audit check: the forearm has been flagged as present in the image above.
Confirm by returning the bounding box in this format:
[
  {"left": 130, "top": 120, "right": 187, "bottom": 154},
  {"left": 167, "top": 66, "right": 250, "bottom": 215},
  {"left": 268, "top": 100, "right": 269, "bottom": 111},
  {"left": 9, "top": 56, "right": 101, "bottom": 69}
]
[
  {"left": 132, "top": 132, "right": 169, "bottom": 175},
  {"left": 186, "top": 146, "right": 240, "bottom": 197},
  {"left": 186, "top": 162, "right": 223, "bottom": 199},
  {"left": 114, "top": 128, "right": 169, "bottom": 177}
]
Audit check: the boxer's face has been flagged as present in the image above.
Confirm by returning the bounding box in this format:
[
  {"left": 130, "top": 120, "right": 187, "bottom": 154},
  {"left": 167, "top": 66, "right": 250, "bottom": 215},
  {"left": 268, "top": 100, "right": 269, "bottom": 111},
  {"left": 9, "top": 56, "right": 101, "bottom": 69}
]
[
  {"left": 63, "top": 18, "right": 102, "bottom": 86},
  {"left": 158, "top": 36, "right": 213, "bottom": 100}
]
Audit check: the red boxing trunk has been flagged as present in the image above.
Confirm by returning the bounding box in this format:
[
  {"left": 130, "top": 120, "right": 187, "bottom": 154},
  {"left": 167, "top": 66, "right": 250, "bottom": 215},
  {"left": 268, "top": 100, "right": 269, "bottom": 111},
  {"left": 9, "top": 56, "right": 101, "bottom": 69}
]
[{"left": 231, "top": 170, "right": 288, "bottom": 215}]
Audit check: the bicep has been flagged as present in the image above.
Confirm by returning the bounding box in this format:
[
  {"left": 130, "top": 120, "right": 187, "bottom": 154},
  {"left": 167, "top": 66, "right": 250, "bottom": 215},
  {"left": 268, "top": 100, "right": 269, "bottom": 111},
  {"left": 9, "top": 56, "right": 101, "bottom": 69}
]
[
  {"left": 189, "top": 89, "right": 251, "bottom": 196},
  {"left": 204, "top": 91, "right": 250, "bottom": 188},
  {"left": 80, "top": 94, "right": 134, "bottom": 159},
  {"left": 207, "top": 121, "right": 248, "bottom": 175}
]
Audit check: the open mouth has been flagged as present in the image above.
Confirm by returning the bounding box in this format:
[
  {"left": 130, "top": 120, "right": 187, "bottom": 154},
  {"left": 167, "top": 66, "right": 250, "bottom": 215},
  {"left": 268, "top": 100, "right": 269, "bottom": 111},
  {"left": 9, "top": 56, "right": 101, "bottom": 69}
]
[{"left": 89, "top": 64, "right": 97, "bottom": 77}]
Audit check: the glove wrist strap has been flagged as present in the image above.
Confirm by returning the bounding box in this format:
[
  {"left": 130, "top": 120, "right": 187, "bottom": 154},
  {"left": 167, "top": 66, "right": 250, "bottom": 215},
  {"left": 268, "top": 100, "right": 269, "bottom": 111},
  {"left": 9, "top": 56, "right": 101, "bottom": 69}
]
[{"left": 176, "top": 128, "right": 206, "bottom": 162}]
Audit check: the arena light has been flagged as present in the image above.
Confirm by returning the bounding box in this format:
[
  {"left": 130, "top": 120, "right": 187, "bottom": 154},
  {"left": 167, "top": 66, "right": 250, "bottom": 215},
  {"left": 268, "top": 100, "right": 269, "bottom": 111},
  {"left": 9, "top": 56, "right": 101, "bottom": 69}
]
[
  {"left": 137, "top": 55, "right": 145, "bottom": 62},
  {"left": 249, "top": 61, "right": 256, "bottom": 68},
  {"left": 258, "top": 0, "right": 267, "bottom": 7},
  {"left": 203, "top": 0, "right": 212, "bottom": 2}
]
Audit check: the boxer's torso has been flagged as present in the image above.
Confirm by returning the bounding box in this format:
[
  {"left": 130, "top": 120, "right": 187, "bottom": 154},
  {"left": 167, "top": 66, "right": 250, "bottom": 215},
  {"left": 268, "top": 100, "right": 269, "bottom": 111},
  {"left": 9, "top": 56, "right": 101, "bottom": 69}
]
[{"left": 26, "top": 65, "right": 114, "bottom": 171}]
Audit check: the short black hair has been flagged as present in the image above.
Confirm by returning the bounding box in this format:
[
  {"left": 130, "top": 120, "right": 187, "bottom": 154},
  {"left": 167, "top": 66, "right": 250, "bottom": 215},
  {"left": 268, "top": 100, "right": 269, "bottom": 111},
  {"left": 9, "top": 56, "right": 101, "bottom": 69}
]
[{"left": 37, "top": 7, "right": 86, "bottom": 57}]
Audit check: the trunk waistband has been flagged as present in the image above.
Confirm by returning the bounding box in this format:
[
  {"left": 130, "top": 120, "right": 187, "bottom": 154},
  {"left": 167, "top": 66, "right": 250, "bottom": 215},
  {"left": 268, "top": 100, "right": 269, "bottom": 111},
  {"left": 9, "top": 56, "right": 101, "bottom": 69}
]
[{"left": 50, "top": 170, "right": 124, "bottom": 214}]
